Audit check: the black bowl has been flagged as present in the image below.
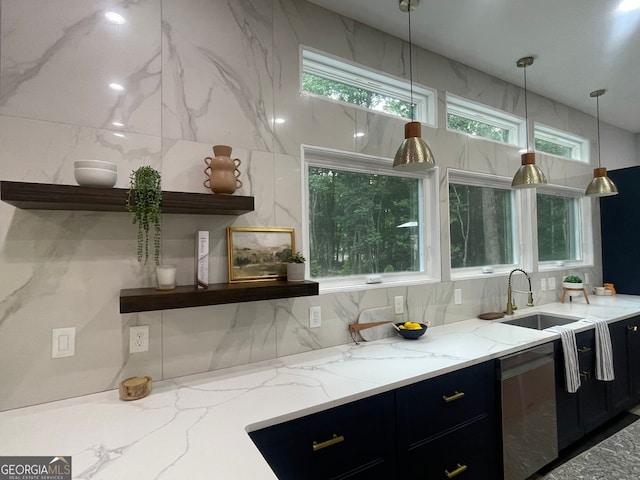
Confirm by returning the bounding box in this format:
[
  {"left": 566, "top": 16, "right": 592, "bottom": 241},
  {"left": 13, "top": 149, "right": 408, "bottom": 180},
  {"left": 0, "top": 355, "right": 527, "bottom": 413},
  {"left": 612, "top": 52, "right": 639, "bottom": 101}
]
[{"left": 394, "top": 322, "right": 428, "bottom": 339}]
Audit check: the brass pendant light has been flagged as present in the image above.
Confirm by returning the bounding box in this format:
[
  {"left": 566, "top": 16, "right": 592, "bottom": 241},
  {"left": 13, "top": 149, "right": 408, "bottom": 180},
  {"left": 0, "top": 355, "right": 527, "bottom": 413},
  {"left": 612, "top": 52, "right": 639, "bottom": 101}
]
[
  {"left": 585, "top": 89, "right": 618, "bottom": 197},
  {"left": 393, "top": 0, "right": 436, "bottom": 171},
  {"left": 511, "top": 56, "right": 547, "bottom": 189}
]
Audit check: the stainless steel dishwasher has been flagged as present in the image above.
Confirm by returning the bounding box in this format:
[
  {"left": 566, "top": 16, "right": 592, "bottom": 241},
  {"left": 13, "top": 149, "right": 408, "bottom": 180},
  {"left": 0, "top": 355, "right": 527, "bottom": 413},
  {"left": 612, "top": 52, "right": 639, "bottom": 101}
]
[{"left": 499, "top": 343, "right": 558, "bottom": 480}]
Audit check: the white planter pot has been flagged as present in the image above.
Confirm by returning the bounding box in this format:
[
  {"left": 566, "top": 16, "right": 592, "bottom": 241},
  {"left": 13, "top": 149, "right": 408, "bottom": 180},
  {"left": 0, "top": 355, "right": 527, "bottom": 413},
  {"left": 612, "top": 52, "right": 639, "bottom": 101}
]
[
  {"left": 563, "top": 282, "right": 583, "bottom": 297},
  {"left": 286, "top": 263, "right": 305, "bottom": 282}
]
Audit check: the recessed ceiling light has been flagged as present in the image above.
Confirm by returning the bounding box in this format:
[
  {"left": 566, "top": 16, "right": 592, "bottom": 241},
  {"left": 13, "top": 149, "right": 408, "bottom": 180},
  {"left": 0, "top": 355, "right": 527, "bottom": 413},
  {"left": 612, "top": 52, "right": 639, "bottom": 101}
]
[
  {"left": 113, "top": 133, "right": 126, "bottom": 138},
  {"left": 105, "top": 11, "right": 126, "bottom": 25},
  {"left": 109, "top": 82, "right": 125, "bottom": 92},
  {"left": 354, "top": 132, "right": 365, "bottom": 137},
  {"left": 112, "top": 121, "right": 124, "bottom": 127},
  {"left": 618, "top": 0, "right": 640, "bottom": 11},
  {"left": 274, "top": 118, "right": 285, "bottom": 124}
]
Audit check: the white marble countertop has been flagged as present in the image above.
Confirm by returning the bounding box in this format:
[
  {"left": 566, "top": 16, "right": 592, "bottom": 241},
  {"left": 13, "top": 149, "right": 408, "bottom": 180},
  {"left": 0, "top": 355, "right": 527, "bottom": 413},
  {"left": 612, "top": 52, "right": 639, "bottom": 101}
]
[{"left": 2, "top": 295, "right": 640, "bottom": 479}]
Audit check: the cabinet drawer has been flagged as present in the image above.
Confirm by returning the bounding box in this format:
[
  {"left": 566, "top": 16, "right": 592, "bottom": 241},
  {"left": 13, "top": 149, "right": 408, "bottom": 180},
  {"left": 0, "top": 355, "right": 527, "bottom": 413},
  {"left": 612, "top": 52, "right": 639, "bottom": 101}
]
[
  {"left": 400, "top": 416, "right": 497, "bottom": 480},
  {"left": 249, "top": 391, "right": 396, "bottom": 480},
  {"left": 396, "top": 361, "right": 495, "bottom": 447}
]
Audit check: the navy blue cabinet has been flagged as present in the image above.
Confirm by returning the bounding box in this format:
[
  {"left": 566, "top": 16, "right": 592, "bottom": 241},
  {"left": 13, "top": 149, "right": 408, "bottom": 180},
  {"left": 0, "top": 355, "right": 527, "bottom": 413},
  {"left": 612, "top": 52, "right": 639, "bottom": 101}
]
[
  {"left": 249, "top": 391, "right": 396, "bottom": 480},
  {"left": 250, "top": 361, "right": 498, "bottom": 480},
  {"left": 396, "top": 361, "right": 498, "bottom": 480},
  {"left": 601, "top": 166, "right": 640, "bottom": 294},
  {"left": 555, "top": 329, "right": 609, "bottom": 450},
  {"left": 609, "top": 319, "right": 632, "bottom": 413}
]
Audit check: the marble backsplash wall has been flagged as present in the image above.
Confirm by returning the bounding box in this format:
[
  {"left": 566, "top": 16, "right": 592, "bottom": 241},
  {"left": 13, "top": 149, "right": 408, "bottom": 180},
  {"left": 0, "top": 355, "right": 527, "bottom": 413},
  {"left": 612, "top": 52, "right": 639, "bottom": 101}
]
[{"left": 0, "top": 0, "right": 634, "bottom": 411}]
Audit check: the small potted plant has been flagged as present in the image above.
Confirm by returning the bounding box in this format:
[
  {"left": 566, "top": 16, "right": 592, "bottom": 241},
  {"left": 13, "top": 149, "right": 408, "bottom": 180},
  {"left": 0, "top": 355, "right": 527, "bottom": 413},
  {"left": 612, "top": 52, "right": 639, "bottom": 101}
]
[
  {"left": 563, "top": 275, "right": 583, "bottom": 289},
  {"left": 563, "top": 274, "right": 583, "bottom": 298},
  {"left": 286, "top": 251, "right": 306, "bottom": 282},
  {"left": 126, "top": 166, "right": 175, "bottom": 289}
]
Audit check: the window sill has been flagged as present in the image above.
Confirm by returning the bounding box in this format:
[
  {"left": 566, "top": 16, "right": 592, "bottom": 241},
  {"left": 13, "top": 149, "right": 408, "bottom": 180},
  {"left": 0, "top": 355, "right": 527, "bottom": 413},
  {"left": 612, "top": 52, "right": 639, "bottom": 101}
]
[{"left": 317, "top": 275, "right": 439, "bottom": 295}]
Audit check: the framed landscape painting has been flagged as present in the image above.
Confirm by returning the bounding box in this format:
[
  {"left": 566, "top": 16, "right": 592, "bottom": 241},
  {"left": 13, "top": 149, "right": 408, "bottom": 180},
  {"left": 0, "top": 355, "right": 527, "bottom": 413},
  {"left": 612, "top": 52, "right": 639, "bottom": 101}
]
[{"left": 227, "top": 227, "right": 295, "bottom": 282}]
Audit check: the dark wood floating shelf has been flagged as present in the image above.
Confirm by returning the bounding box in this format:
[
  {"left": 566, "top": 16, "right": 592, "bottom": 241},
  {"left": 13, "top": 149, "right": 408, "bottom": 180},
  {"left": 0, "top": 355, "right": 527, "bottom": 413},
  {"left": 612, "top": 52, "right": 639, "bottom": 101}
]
[
  {"left": 0, "top": 180, "right": 254, "bottom": 215},
  {"left": 120, "top": 280, "right": 319, "bottom": 313}
]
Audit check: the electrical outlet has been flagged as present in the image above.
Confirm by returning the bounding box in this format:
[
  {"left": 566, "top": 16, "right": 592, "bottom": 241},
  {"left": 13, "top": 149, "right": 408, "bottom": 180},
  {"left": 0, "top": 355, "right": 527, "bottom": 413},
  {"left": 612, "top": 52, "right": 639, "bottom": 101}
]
[
  {"left": 454, "top": 289, "right": 462, "bottom": 305},
  {"left": 52, "top": 327, "right": 76, "bottom": 358},
  {"left": 309, "top": 306, "right": 321, "bottom": 328},
  {"left": 541, "top": 278, "right": 547, "bottom": 291},
  {"left": 129, "top": 325, "right": 149, "bottom": 353},
  {"left": 548, "top": 277, "right": 556, "bottom": 290},
  {"left": 394, "top": 296, "right": 404, "bottom": 314}
]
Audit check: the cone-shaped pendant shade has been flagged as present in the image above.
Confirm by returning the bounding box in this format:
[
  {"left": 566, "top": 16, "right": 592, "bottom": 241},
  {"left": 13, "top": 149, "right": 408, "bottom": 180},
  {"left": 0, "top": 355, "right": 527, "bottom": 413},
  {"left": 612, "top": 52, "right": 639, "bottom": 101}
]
[
  {"left": 511, "top": 152, "right": 547, "bottom": 189},
  {"left": 585, "top": 167, "right": 618, "bottom": 197},
  {"left": 393, "top": 121, "right": 436, "bottom": 171}
]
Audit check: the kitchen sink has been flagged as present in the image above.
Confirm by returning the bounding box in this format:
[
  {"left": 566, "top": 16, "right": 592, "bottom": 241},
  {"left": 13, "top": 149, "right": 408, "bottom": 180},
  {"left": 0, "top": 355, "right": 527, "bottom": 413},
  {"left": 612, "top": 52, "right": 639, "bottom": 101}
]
[{"left": 501, "top": 313, "right": 581, "bottom": 330}]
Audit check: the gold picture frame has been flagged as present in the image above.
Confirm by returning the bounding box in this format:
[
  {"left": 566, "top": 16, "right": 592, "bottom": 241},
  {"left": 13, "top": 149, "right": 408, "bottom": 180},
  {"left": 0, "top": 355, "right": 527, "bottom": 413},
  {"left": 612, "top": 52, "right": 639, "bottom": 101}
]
[{"left": 227, "top": 227, "right": 295, "bottom": 282}]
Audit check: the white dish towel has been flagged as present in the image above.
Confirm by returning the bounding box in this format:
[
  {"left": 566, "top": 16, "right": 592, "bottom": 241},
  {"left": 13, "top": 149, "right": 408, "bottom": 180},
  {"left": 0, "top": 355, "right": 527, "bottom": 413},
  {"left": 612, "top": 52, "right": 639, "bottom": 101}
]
[
  {"left": 582, "top": 318, "right": 615, "bottom": 381},
  {"left": 545, "top": 325, "right": 581, "bottom": 393}
]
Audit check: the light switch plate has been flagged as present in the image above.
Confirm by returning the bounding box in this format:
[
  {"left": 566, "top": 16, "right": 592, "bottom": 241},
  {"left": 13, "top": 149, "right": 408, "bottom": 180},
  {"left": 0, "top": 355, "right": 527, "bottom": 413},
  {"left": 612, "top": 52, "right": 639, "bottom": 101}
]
[
  {"left": 541, "top": 278, "right": 547, "bottom": 291},
  {"left": 394, "top": 296, "right": 404, "bottom": 314},
  {"left": 454, "top": 289, "right": 462, "bottom": 305},
  {"left": 52, "top": 327, "right": 76, "bottom": 358},
  {"left": 548, "top": 277, "right": 556, "bottom": 290},
  {"left": 309, "top": 306, "right": 321, "bottom": 328}
]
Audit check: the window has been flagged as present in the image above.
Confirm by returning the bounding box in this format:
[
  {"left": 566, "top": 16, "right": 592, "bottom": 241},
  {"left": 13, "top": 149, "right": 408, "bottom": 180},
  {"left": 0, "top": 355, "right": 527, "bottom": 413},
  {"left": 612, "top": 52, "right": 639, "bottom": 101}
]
[
  {"left": 535, "top": 184, "right": 593, "bottom": 269},
  {"left": 537, "top": 192, "right": 581, "bottom": 263},
  {"left": 301, "top": 47, "right": 436, "bottom": 125},
  {"left": 303, "top": 146, "right": 439, "bottom": 291},
  {"left": 446, "top": 94, "right": 524, "bottom": 146},
  {"left": 534, "top": 123, "right": 589, "bottom": 162},
  {"left": 448, "top": 171, "right": 518, "bottom": 275}
]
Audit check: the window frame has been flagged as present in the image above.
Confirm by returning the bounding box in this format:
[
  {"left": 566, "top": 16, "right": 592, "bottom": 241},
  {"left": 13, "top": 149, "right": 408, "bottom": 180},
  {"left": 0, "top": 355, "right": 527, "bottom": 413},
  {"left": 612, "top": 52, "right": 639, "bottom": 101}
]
[
  {"left": 446, "top": 93, "right": 526, "bottom": 147},
  {"left": 446, "top": 169, "right": 529, "bottom": 280},
  {"left": 535, "top": 184, "right": 593, "bottom": 270},
  {"left": 300, "top": 46, "right": 437, "bottom": 126},
  {"left": 534, "top": 122, "right": 590, "bottom": 163},
  {"left": 302, "top": 145, "right": 440, "bottom": 293}
]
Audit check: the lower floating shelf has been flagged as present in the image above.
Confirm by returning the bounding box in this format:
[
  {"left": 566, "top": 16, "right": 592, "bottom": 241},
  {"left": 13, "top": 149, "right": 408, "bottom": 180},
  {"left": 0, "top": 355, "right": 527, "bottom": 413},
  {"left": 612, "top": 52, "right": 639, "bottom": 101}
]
[{"left": 120, "top": 280, "right": 319, "bottom": 313}]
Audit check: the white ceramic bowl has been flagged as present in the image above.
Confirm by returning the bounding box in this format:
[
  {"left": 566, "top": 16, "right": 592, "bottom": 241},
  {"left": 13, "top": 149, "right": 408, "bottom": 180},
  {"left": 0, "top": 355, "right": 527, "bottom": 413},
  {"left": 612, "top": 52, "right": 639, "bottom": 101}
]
[
  {"left": 74, "top": 160, "right": 117, "bottom": 172},
  {"left": 74, "top": 167, "right": 117, "bottom": 187}
]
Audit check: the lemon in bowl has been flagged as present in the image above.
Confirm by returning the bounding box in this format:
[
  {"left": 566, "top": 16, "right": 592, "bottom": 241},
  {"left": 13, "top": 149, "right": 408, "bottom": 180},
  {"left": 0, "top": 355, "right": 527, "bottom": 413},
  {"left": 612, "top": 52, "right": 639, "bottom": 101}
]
[{"left": 394, "top": 321, "right": 428, "bottom": 339}]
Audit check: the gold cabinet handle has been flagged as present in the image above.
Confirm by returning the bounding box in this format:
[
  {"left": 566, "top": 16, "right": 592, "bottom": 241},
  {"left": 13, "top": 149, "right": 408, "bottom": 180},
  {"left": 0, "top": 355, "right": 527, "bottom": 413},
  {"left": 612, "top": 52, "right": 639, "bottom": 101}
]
[
  {"left": 577, "top": 346, "right": 591, "bottom": 353},
  {"left": 445, "top": 463, "right": 468, "bottom": 478},
  {"left": 312, "top": 434, "right": 344, "bottom": 452},
  {"left": 628, "top": 326, "right": 639, "bottom": 332},
  {"left": 580, "top": 371, "right": 592, "bottom": 380},
  {"left": 443, "top": 391, "right": 465, "bottom": 403}
]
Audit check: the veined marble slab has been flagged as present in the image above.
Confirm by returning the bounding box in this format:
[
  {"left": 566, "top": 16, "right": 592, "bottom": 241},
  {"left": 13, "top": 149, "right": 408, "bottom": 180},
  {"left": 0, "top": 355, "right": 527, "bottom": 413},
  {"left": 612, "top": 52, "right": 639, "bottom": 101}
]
[{"left": 2, "top": 297, "right": 640, "bottom": 479}]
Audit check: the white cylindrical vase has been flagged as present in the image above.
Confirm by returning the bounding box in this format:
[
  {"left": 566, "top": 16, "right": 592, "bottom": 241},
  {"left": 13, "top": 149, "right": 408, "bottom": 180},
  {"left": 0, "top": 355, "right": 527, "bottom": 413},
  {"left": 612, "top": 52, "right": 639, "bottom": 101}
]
[{"left": 156, "top": 265, "right": 177, "bottom": 290}]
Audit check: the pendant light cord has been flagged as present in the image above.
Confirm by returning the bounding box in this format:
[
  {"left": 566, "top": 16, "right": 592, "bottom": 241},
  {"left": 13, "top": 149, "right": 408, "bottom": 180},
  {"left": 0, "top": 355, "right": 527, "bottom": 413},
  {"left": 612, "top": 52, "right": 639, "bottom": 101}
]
[
  {"left": 408, "top": 4, "right": 414, "bottom": 121},
  {"left": 523, "top": 65, "right": 529, "bottom": 151},
  {"left": 596, "top": 95, "right": 601, "bottom": 168}
]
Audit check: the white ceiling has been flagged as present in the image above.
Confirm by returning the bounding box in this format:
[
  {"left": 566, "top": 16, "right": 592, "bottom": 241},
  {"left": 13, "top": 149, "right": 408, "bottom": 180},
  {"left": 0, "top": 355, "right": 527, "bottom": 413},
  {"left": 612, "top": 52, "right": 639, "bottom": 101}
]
[{"left": 308, "top": 0, "right": 640, "bottom": 134}]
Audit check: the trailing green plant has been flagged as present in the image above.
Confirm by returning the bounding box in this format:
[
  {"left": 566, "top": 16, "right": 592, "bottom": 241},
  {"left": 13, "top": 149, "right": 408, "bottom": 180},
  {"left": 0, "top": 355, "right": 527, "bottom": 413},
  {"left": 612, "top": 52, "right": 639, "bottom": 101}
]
[
  {"left": 126, "top": 166, "right": 162, "bottom": 265},
  {"left": 564, "top": 275, "right": 583, "bottom": 284},
  {"left": 287, "top": 251, "right": 306, "bottom": 263}
]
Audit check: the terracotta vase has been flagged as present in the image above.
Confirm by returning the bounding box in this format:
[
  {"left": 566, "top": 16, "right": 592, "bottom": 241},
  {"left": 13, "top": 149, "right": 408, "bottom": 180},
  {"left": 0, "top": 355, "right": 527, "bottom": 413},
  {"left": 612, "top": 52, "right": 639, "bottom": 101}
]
[{"left": 203, "top": 145, "right": 243, "bottom": 194}]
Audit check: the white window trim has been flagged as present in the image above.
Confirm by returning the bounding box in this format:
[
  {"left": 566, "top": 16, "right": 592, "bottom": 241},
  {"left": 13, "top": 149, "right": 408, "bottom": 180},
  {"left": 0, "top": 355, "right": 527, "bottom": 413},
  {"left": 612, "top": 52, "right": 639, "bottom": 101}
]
[
  {"left": 534, "top": 122, "right": 590, "bottom": 163},
  {"left": 535, "top": 184, "right": 593, "bottom": 271},
  {"left": 446, "top": 169, "right": 528, "bottom": 280},
  {"left": 446, "top": 93, "right": 526, "bottom": 147},
  {"left": 300, "top": 46, "right": 437, "bottom": 127},
  {"left": 301, "top": 145, "right": 440, "bottom": 294}
]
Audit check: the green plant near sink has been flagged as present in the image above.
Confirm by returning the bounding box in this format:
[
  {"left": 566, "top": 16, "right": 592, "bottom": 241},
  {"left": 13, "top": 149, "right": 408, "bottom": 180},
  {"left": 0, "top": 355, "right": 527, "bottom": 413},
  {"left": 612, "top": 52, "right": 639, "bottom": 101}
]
[{"left": 564, "top": 275, "right": 583, "bottom": 284}]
